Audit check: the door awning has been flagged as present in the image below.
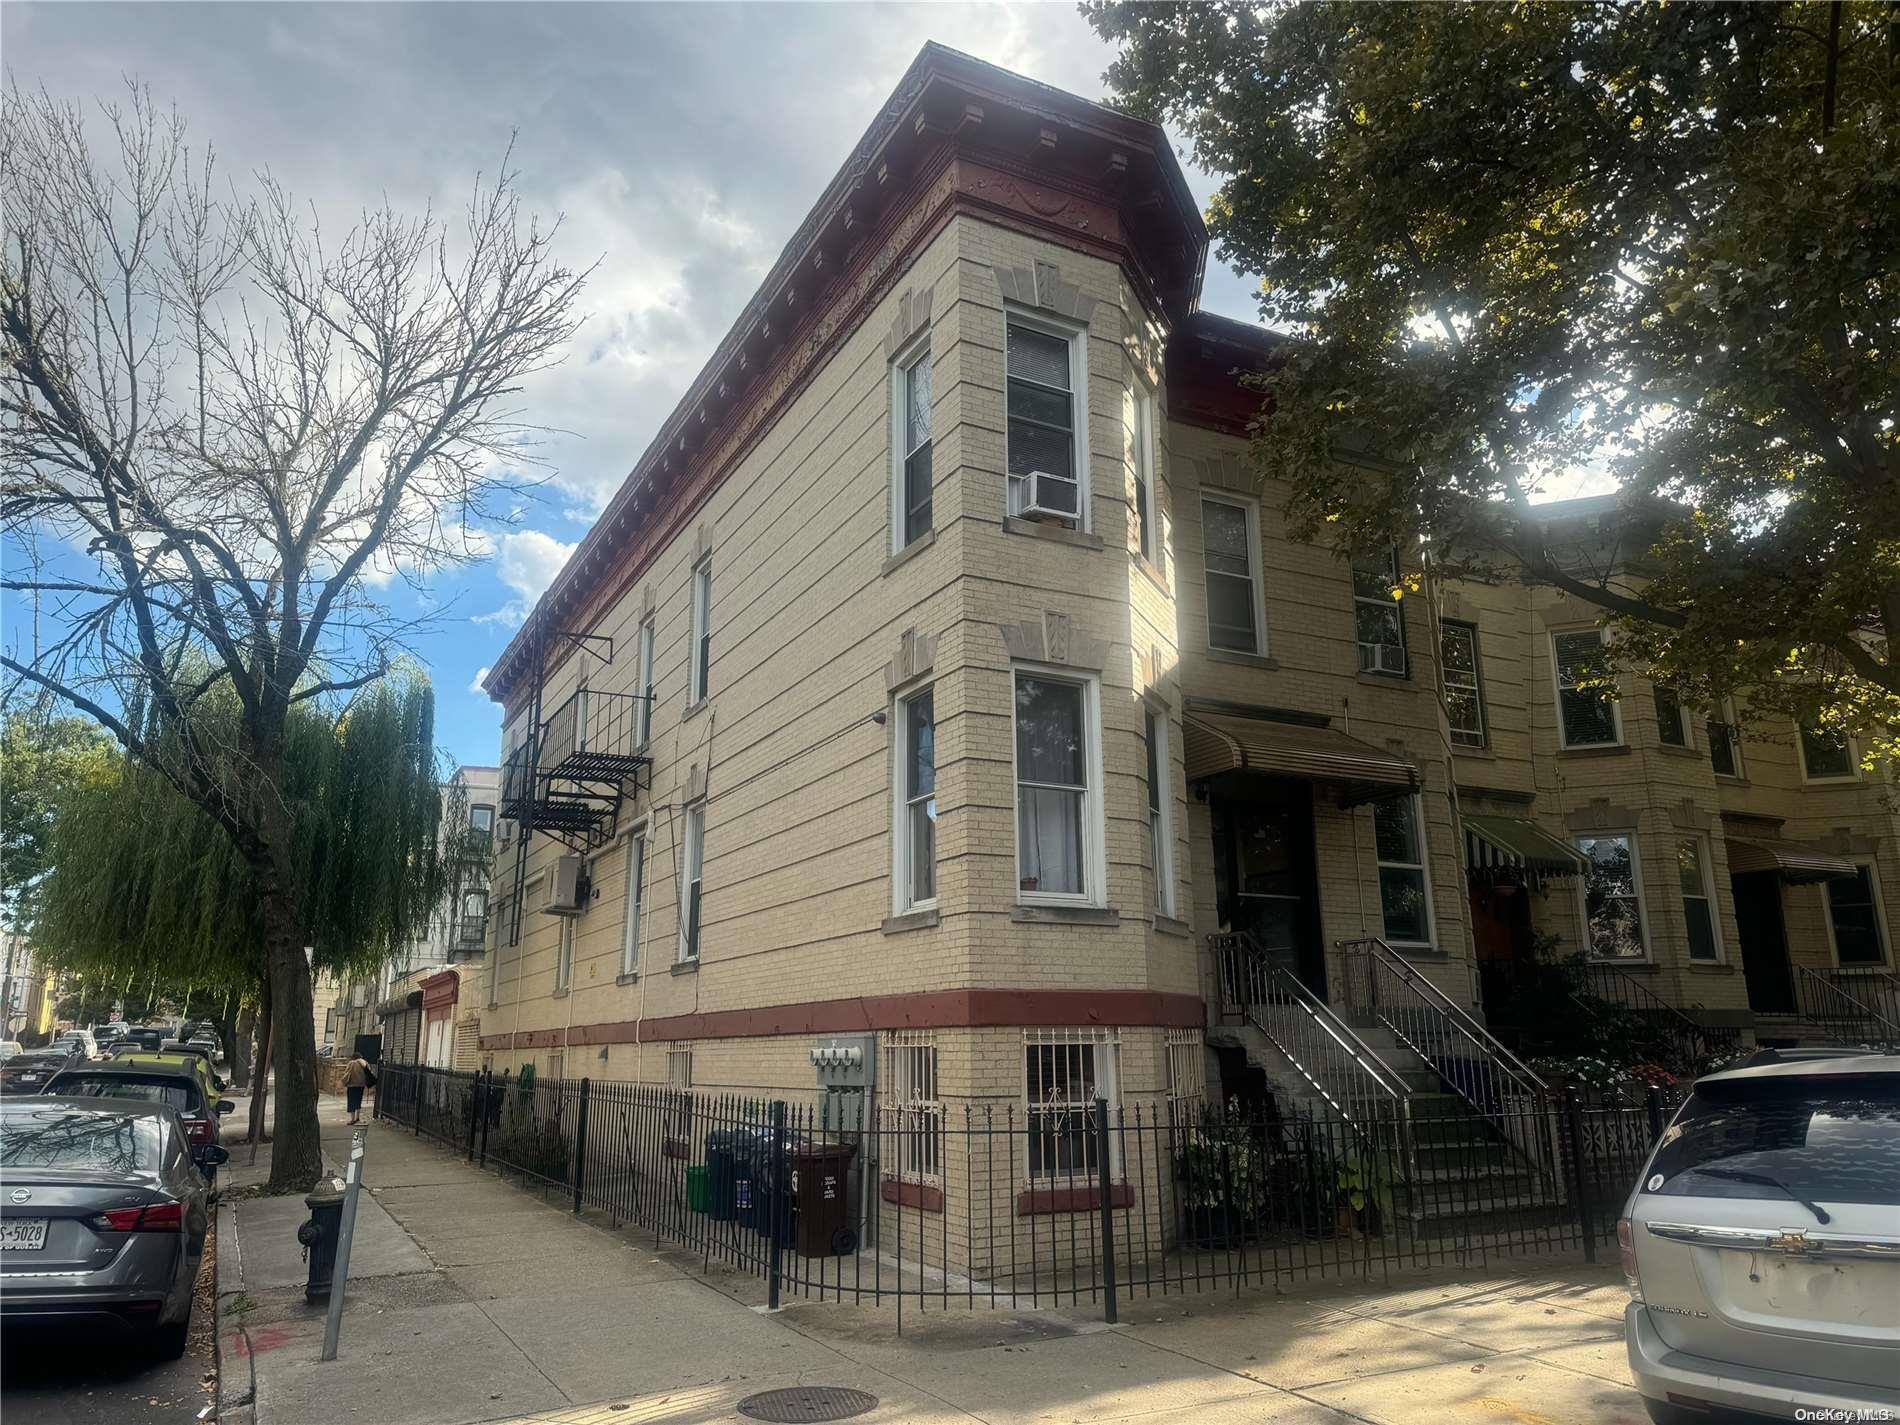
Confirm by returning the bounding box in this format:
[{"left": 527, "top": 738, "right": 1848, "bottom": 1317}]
[
  {"left": 1726, "top": 837, "right": 1859, "bottom": 884},
  {"left": 1463, "top": 815, "right": 1589, "bottom": 888},
  {"left": 1183, "top": 710, "right": 1418, "bottom": 808}
]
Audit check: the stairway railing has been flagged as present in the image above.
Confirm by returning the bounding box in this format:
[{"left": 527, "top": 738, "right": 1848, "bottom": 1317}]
[
  {"left": 1213, "top": 932, "right": 1410, "bottom": 1133},
  {"left": 1790, "top": 965, "right": 1900, "bottom": 1048},
  {"left": 1338, "top": 937, "right": 1561, "bottom": 1191},
  {"left": 1559, "top": 959, "right": 1740, "bottom": 1070},
  {"left": 1828, "top": 968, "right": 1900, "bottom": 1042}
]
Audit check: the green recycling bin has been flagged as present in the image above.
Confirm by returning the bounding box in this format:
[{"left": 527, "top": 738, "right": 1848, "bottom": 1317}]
[{"left": 686, "top": 1164, "right": 711, "bottom": 1213}]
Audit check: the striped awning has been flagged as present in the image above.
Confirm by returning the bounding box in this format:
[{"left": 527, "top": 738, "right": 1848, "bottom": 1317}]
[
  {"left": 1464, "top": 815, "right": 1589, "bottom": 886},
  {"left": 1726, "top": 837, "right": 1859, "bottom": 885},
  {"left": 1183, "top": 710, "right": 1418, "bottom": 808}
]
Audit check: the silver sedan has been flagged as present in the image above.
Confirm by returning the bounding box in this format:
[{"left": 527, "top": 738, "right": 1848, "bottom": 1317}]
[{"left": 0, "top": 1097, "right": 223, "bottom": 1358}]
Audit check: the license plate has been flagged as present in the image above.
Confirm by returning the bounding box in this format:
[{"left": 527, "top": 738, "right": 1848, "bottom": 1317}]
[{"left": 0, "top": 1218, "right": 48, "bottom": 1251}]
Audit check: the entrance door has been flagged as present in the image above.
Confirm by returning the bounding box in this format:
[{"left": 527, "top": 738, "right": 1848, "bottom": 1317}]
[
  {"left": 1733, "top": 871, "right": 1795, "bottom": 1014},
  {"left": 1213, "top": 780, "right": 1326, "bottom": 998},
  {"left": 1470, "top": 881, "right": 1534, "bottom": 1037}
]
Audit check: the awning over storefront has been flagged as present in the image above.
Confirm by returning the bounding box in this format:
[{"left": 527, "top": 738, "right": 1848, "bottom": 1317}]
[
  {"left": 1183, "top": 710, "right": 1419, "bottom": 808},
  {"left": 375, "top": 989, "right": 424, "bottom": 1018},
  {"left": 1726, "top": 837, "right": 1859, "bottom": 884},
  {"left": 1463, "top": 815, "right": 1589, "bottom": 889}
]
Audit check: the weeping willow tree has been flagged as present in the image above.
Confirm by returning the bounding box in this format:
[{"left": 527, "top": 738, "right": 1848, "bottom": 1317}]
[{"left": 34, "top": 668, "right": 457, "bottom": 1138}]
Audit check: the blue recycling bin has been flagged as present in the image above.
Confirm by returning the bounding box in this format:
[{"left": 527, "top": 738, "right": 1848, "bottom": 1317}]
[{"left": 738, "top": 1137, "right": 795, "bottom": 1246}]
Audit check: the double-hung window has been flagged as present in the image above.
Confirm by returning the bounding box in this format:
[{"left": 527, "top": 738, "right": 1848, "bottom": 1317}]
[
  {"left": 894, "top": 689, "right": 937, "bottom": 911},
  {"left": 621, "top": 832, "right": 646, "bottom": 975},
  {"left": 688, "top": 558, "right": 712, "bottom": 705},
  {"left": 1013, "top": 670, "right": 1100, "bottom": 903},
  {"left": 1654, "top": 686, "right": 1690, "bottom": 748},
  {"left": 1798, "top": 723, "right": 1856, "bottom": 781},
  {"left": 1144, "top": 708, "right": 1173, "bottom": 915},
  {"left": 1826, "top": 866, "right": 1888, "bottom": 966},
  {"left": 1373, "top": 795, "right": 1431, "bottom": 945},
  {"left": 893, "top": 344, "right": 933, "bottom": 548},
  {"left": 1131, "top": 383, "right": 1158, "bottom": 564},
  {"left": 1353, "top": 549, "right": 1407, "bottom": 675},
  {"left": 1677, "top": 837, "right": 1720, "bottom": 962},
  {"left": 885, "top": 1032, "right": 942, "bottom": 1184},
  {"left": 1577, "top": 833, "right": 1645, "bottom": 959},
  {"left": 1438, "top": 622, "right": 1486, "bottom": 747},
  {"left": 635, "top": 617, "right": 656, "bottom": 747},
  {"left": 1201, "top": 495, "right": 1263, "bottom": 654},
  {"left": 1006, "top": 318, "right": 1085, "bottom": 527},
  {"left": 1708, "top": 697, "right": 1744, "bottom": 777},
  {"left": 1024, "top": 1029, "right": 1120, "bottom": 1181},
  {"left": 1553, "top": 630, "right": 1620, "bottom": 747},
  {"left": 679, "top": 802, "right": 705, "bottom": 961}
]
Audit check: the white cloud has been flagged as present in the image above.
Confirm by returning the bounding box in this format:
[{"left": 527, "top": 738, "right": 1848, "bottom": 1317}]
[
  {"left": 468, "top": 665, "right": 491, "bottom": 695},
  {"left": 475, "top": 528, "right": 577, "bottom": 627}
]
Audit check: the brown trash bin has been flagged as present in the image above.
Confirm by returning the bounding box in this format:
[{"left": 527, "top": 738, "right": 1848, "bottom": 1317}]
[{"left": 791, "top": 1141, "right": 857, "bottom": 1256}]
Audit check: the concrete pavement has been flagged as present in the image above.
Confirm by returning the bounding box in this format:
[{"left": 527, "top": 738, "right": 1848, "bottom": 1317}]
[{"left": 214, "top": 1090, "right": 1652, "bottom": 1425}]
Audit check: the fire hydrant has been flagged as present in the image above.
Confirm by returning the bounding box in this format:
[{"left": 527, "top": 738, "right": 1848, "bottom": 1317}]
[{"left": 298, "top": 1179, "right": 346, "bottom": 1303}]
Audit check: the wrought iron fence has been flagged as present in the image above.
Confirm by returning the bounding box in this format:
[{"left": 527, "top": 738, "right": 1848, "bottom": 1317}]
[{"left": 375, "top": 1063, "right": 1683, "bottom": 1324}]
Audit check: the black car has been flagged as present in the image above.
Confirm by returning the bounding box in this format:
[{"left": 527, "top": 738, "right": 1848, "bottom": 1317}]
[
  {"left": 118, "top": 1028, "right": 166, "bottom": 1053},
  {"left": 0, "top": 1052, "right": 83, "bottom": 1096}
]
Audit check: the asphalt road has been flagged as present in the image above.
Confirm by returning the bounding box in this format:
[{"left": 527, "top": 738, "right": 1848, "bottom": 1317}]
[{"left": 0, "top": 1205, "right": 219, "bottom": 1425}]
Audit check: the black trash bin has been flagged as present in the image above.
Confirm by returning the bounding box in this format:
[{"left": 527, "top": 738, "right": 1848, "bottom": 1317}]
[
  {"left": 738, "top": 1132, "right": 795, "bottom": 1246},
  {"left": 705, "top": 1129, "right": 741, "bottom": 1222}
]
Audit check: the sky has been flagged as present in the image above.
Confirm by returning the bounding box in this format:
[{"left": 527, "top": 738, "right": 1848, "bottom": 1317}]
[{"left": 5, "top": 1, "right": 1282, "bottom": 768}]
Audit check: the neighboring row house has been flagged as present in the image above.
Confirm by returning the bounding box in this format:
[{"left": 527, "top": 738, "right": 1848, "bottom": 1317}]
[{"left": 476, "top": 48, "right": 1898, "bottom": 1253}]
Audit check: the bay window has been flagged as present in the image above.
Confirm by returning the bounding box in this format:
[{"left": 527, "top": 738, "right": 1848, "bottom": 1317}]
[
  {"left": 1013, "top": 670, "right": 1100, "bottom": 903},
  {"left": 1577, "top": 833, "right": 1645, "bottom": 959}
]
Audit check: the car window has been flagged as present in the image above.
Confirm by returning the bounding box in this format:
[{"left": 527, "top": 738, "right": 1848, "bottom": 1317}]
[
  {"left": 1, "top": 1106, "right": 164, "bottom": 1171},
  {"left": 50, "top": 1075, "right": 198, "bottom": 1112},
  {"left": 1645, "top": 1076, "right": 1900, "bottom": 1206}
]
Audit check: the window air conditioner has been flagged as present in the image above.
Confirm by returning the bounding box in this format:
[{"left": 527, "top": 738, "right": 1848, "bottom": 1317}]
[
  {"left": 1023, "top": 468, "right": 1078, "bottom": 520},
  {"left": 543, "top": 854, "right": 588, "bottom": 916}
]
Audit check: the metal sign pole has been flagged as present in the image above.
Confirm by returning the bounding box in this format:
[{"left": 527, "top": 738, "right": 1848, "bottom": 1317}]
[{"left": 320, "top": 1129, "right": 367, "bottom": 1361}]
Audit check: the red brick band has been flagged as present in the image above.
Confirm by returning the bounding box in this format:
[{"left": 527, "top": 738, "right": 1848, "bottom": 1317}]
[{"left": 478, "top": 988, "right": 1204, "bottom": 1053}]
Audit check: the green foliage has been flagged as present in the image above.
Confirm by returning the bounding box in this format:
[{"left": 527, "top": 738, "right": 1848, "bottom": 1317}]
[
  {"left": 31, "top": 668, "right": 453, "bottom": 993},
  {"left": 1088, "top": 1, "right": 1900, "bottom": 757},
  {"left": 1335, "top": 1147, "right": 1401, "bottom": 1223},
  {"left": 0, "top": 711, "right": 115, "bottom": 924},
  {"left": 1180, "top": 1101, "right": 1267, "bottom": 1219}
]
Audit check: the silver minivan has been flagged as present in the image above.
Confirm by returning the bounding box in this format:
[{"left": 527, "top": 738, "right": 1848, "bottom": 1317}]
[{"left": 1621, "top": 1053, "right": 1900, "bottom": 1423}]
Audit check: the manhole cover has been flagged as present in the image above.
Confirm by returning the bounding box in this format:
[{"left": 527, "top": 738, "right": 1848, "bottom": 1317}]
[{"left": 736, "top": 1386, "right": 879, "bottom": 1423}]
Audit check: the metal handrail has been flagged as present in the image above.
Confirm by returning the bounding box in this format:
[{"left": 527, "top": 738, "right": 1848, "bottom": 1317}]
[
  {"left": 1828, "top": 967, "right": 1900, "bottom": 1038},
  {"left": 1560, "top": 959, "right": 1737, "bottom": 1070},
  {"left": 1793, "top": 965, "right": 1900, "bottom": 1047},
  {"left": 1214, "top": 933, "right": 1409, "bottom": 1126}
]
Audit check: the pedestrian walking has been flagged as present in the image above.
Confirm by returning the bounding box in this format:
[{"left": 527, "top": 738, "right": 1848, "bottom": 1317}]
[{"left": 343, "top": 1052, "right": 374, "bottom": 1125}]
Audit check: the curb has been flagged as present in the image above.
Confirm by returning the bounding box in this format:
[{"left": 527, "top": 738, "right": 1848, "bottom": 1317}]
[{"left": 215, "top": 1201, "right": 256, "bottom": 1422}]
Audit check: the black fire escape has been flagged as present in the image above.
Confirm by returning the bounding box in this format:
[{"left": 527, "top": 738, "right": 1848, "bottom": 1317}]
[{"left": 499, "top": 631, "right": 650, "bottom": 947}]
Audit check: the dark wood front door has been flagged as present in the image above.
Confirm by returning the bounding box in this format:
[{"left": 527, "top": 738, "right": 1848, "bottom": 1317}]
[
  {"left": 1471, "top": 881, "right": 1535, "bottom": 1033},
  {"left": 1733, "top": 871, "right": 1795, "bottom": 1014},
  {"left": 1212, "top": 779, "right": 1326, "bottom": 999}
]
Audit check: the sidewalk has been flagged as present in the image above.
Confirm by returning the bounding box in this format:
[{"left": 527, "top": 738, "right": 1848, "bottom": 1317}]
[{"left": 217, "top": 1093, "right": 1649, "bottom": 1425}]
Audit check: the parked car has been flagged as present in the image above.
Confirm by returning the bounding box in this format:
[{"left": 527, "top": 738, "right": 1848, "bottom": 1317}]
[
  {"left": 1, "top": 1050, "right": 84, "bottom": 1095},
  {"left": 49, "top": 1029, "right": 98, "bottom": 1062},
  {"left": 186, "top": 1034, "right": 224, "bottom": 1066},
  {"left": 157, "top": 1042, "right": 226, "bottom": 1091},
  {"left": 118, "top": 1027, "right": 166, "bottom": 1053},
  {"left": 42, "top": 1063, "right": 233, "bottom": 1176},
  {"left": 0, "top": 1041, "right": 23, "bottom": 1063},
  {"left": 1620, "top": 1053, "right": 1900, "bottom": 1423},
  {"left": 0, "top": 1096, "right": 221, "bottom": 1356},
  {"left": 108, "top": 1049, "right": 225, "bottom": 1109},
  {"left": 91, "top": 1023, "right": 129, "bottom": 1044}
]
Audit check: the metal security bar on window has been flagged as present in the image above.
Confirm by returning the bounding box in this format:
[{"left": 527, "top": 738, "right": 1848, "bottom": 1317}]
[
  {"left": 884, "top": 1033, "right": 942, "bottom": 1184},
  {"left": 1025, "top": 1029, "right": 1117, "bottom": 1180}
]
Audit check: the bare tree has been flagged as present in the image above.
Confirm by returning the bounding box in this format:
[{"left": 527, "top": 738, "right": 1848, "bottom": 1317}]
[{"left": 0, "top": 83, "right": 588, "bottom": 1190}]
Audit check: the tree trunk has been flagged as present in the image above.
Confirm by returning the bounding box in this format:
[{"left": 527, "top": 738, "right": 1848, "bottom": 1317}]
[
  {"left": 246, "top": 984, "right": 272, "bottom": 1148},
  {"left": 262, "top": 899, "right": 321, "bottom": 1193},
  {"left": 231, "top": 998, "right": 257, "bottom": 1093}
]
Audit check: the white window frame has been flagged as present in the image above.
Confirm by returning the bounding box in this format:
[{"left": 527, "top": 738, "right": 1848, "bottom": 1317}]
[
  {"left": 1676, "top": 834, "right": 1723, "bottom": 964},
  {"left": 687, "top": 557, "right": 712, "bottom": 706},
  {"left": 469, "top": 804, "right": 496, "bottom": 834},
  {"left": 883, "top": 1031, "right": 942, "bottom": 1185},
  {"left": 1823, "top": 861, "right": 1891, "bottom": 969},
  {"left": 666, "top": 1044, "right": 694, "bottom": 1091},
  {"left": 1022, "top": 1027, "right": 1122, "bottom": 1182},
  {"left": 1708, "top": 696, "right": 1745, "bottom": 778},
  {"left": 1352, "top": 547, "right": 1409, "bottom": 676},
  {"left": 1144, "top": 706, "right": 1175, "bottom": 917},
  {"left": 635, "top": 616, "right": 656, "bottom": 748},
  {"left": 890, "top": 335, "right": 933, "bottom": 553},
  {"left": 679, "top": 800, "right": 705, "bottom": 962},
  {"left": 1653, "top": 684, "right": 1692, "bottom": 750},
  {"left": 1574, "top": 831, "right": 1650, "bottom": 962},
  {"left": 1796, "top": 722, "right": 1859, "bottom": 783},
  {"left": 1551, "top": 628, "right": 1623, "bottom": 749},
  {"left": 1004, "top": 307, "right": 1091, "bottom": 532},
  {"left": 1010, "top": 665, "right": 1106, "bottom": 908},
  {"left": 891, "top": 686, "right": 937, "bottom": 915},
  {"left": 555, "top": 915, "right": 574, "bottom": 991},
  {"left": 1439, "top": 620, "right": 1486, "bottom": 748},
  {"left": 621, "top": 828, "right": 647, "bottom": 976},
  {"left": 1131, "top": 380, "right": 1159, "bottom": 565},
  {"left": 1372, "top": 793, "right": 1434, "bottom": 948},
  {"left": 1200, "top": 492, "right": 1266, "bottom": 656}
]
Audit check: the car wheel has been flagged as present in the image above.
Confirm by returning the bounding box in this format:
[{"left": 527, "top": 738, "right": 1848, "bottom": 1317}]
[
  {"left": 1642, "top": 1401, "right": 1709, "bottom": 1424},
  {"left": 149, "top": 1315, "right": 190, "bottom": 1360}
]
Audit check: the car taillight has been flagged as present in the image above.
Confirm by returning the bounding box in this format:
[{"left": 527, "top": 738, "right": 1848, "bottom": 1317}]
[
  {"left": 1617, "top": 1217, "right": 1642, "bottom": 1299},
  {"left": 92, "top": 1201, "right": 184, "bottom": 1233},
  {"left": 184, "top": 1115, "right": 213, "bottom": 1145}
]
